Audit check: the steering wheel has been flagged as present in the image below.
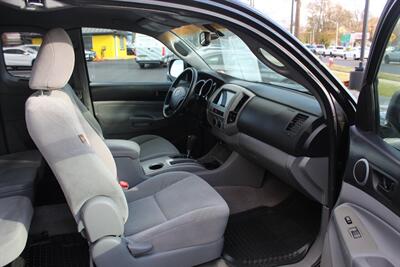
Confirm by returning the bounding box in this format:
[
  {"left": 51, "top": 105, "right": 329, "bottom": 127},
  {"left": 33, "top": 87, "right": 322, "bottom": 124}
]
[{"left": 163, "top": 67, "right": 198, "bottom": 118}]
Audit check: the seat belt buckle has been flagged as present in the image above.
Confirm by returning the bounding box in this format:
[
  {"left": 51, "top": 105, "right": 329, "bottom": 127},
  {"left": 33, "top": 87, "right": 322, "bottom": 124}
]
[{"left": 119, "top": 180, "right": 129, "bottom": 190}]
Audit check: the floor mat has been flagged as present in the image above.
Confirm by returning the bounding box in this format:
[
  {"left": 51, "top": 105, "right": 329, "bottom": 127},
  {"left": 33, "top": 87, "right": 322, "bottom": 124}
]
[
  {"left": 15, "top": 233, "right": 89, "bottom": 267},
  {"left": 223, "top": 193, "right": 321, "bottom": 267}
]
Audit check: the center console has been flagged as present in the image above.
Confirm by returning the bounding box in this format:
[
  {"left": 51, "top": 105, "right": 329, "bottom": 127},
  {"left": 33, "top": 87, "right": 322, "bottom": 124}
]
[
  {"left": 105, "top": 84, "right": 255, "bottom": 188},
  {"left": 207, "top": 84, "right": 254, "bottom": 136},
  {"left": 141, "top": 155, "right": 206, "bottom": 176},
  {"left": 105, "top": 139, "right": 207, "bottom": 185}
]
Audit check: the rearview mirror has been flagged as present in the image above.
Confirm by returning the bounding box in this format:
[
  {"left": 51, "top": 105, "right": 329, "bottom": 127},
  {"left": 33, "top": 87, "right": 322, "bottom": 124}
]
[
  {"left": 200, "top": 31, "right": 211, "bottom": 47},
  {"left": 199, "top": 31, "right": 219, "bottom": 47},
  {"left": 168, "top": 59, "right": 184, "bottom": 80}
]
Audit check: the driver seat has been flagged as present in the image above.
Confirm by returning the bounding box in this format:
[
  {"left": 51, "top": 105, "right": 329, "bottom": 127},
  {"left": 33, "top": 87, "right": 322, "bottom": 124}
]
[
  {"left": 60, "top": 78, "right": 178, "bottom": 162},
  {"left": 67, "top": 85, "right": 179, "bottom": 161}
]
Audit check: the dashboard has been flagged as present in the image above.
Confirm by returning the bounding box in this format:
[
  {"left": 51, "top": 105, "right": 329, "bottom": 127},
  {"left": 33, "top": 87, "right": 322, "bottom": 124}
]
[
  {"left": 206, "top": 82, "right": 328, "bottom": 158},
  {"left": 192, "top": 71, "right": 329, "bottom": 203}
]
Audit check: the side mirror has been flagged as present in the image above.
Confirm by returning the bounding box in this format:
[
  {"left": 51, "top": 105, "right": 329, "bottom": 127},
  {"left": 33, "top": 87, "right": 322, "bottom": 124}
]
[{"left": 168, "top": 59, "right": 184, "bottom": 81}]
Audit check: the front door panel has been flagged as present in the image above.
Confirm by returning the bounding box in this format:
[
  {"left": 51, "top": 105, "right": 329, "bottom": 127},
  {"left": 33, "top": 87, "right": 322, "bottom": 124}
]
[
  {"left": 90, "top": 82, "right": 170, "bottom": 139},
  {"left": 322, "top": 1, "right": 400, "bottom": 266},
  {"left": 322, "top": 128, "right": 400, "bottom": 267},
  {"left": 82, "top": 28, "right": 187, "bottom": 143}
]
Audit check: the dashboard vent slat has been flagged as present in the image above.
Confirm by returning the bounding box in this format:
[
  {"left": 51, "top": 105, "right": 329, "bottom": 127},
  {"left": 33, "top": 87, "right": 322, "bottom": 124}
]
[
  {"left": 234, "top": 94, "right": 250, "bottom": 112},
  {"left": 286, "top": 113, "right": 308, "bottom": 134}
]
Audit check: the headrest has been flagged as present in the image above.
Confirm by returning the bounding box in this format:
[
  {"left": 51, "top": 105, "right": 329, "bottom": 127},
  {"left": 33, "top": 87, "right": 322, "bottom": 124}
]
[{"left": 29, "top": 28, "right": 75, "bottom": 90}]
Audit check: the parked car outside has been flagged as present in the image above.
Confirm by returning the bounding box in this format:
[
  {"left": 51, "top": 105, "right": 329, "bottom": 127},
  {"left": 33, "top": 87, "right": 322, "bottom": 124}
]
[
  {"left": 344, "top": 47, "right": 370, "bottom": 60},
  {"left": 2, "top": 46, "right": 37, "bottom": 67},
  {"left": 332, "top": 46, "right": 346, "bottom": 58},
  {"left": 384, "top": 47, "right": 400, "bottom": 63},
  {"left": 22, "top": 44, "right": 40, "bottom": 52},
  {"left": 85, "top": 49, "right": 96, "bottom": 61},
  {"left": 135, "top": 33, "right": 172, "bottom": 68},
  {"left": 315, "top": 44, "right": 325, "bottom": 55},
  {"left": 305, "top": 44, "right": 317, "bottom": 54},
  {"left": 322, "top": 45, "right": 345, "bottom": 58},
  {"left": 322, "top": 45, "right": 334, "bottom": 56}
]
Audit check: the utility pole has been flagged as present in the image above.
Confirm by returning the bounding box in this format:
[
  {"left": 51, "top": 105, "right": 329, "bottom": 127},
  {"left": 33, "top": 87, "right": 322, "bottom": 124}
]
[
  {"left": 294, "top": 0, "right": 301, "bottom": 38},
  {"left": 290, "top": 0, "right": 295, "bottom": 34},
  {"left": 349, "top": 0, "right": 370, "bottom": 91},
  {"left": 359, "top": 0, "right": 370, "bottom": 67}
]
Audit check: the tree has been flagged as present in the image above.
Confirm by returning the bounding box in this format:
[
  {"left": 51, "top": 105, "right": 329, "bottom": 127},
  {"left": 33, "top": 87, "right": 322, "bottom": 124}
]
[
  {"left": 305, "top": 0, "right": 331, "bottom": 43},
  {"left": 306, "top": 0, "right": 363, "bottom": 44}
]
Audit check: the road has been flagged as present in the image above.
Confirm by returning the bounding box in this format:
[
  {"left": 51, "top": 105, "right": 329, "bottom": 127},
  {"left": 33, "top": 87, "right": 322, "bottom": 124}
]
[
  {"left": 87, "top": 60, "right": 169, "bottom": 83},
  {"left": 320, "top": 56, "right": 400, "bottom": 75},
  {"left": 8, "top": 59, "right": 170, "bottom": 83}
]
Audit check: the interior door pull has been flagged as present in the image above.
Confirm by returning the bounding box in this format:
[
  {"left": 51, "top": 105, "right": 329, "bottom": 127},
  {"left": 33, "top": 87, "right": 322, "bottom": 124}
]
[
  {"left": 378, "top": 176, "right": 396, "bottom": 193},
  {"left": 130, "top": 116, "right": 154, "bottom": 127}
]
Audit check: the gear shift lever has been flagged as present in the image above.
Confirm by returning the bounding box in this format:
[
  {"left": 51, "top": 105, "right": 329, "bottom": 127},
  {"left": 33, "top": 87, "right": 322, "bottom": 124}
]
[{"left": 186, "top": 135, "right": 197, "bottom": 158}]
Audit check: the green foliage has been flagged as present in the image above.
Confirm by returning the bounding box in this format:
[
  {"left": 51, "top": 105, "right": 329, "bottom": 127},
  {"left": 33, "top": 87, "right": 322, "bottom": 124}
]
[{"left": 306, "top": 0, "right": 366, "bottom": 44}]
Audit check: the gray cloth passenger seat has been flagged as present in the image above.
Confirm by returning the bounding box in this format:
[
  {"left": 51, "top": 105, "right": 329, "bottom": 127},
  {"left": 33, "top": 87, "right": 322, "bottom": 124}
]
[
  {"left": 0, "top": 195, "right": 33, "bottom": 267},
  {"left": 0, "top": 150, "right": 43, "bottom": 266},
  {"left": 25, "top": 28, "right": 229, "bottom": 267}
]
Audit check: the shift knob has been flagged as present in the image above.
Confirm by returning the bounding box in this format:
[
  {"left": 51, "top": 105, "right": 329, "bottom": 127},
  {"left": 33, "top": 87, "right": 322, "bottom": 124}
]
[{"left": 186, "top": 135, "right": 197, "bottom": 158}]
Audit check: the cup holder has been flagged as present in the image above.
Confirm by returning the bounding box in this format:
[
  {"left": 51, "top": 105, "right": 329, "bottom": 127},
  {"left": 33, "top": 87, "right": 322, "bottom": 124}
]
[{"left": 149, "top": 163, "right": 164, "bottom": 170}]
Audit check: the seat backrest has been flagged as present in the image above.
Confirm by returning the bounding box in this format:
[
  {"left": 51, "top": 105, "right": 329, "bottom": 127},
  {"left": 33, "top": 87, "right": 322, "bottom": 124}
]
[
  {"left": 25, "top": 28, "right": 128, "bottom": 227},
  {"left": 63, "top": 84, "right": 104, "bottom": 138}
]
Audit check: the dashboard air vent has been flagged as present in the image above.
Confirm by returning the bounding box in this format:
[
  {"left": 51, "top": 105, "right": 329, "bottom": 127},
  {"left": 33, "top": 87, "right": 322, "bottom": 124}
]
[
  {"left": 286, "top": 113, "right": 308, "bottom": 134},
  {"left": 234, "top": 94, "right": 250, "bottom": 112}
]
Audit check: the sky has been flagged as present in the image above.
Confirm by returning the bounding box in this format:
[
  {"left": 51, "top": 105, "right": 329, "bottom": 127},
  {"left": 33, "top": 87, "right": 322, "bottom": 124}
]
[{"left": 238, "top": 0, "right": 388, "bottom": 30}]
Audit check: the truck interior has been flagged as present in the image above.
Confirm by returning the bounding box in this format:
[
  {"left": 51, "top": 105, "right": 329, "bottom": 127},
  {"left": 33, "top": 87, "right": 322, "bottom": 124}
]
[{"left": 0, "top": 1, "right": 350, "bottom": 267}]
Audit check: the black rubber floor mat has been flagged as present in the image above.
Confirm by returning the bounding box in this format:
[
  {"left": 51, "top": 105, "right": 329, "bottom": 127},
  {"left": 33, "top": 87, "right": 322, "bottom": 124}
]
[
  {"left": 18, "top": 233, "right": 89, "bottom": 267},
  {"left": 223, "top": 193, "right": 321, "bottom": 267}
]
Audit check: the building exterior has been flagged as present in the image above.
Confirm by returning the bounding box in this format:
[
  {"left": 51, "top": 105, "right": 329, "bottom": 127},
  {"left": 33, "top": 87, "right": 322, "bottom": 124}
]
[{"left": 82, "top": 28, "right": 133, "bottom": 60}]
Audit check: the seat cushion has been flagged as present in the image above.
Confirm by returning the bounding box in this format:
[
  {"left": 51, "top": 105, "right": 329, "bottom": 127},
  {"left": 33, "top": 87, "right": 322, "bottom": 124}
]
[
  {"left": 0, "top": 196, "right": 33, "bottom": 266},
  {"left": 124, "top": 171, "right": 229, "bottom": 254},
  {"left": 0, "top": 150, "right": 42, "bottom": 167},
  {"left": 130, "top": 135, "right": 179, "bottom": 161},
  {"left": 0, "top": 150, "right": 42, "bottom": 200},
  {"left": 0, "top": 167, "right": 37, "bottom": 200}
]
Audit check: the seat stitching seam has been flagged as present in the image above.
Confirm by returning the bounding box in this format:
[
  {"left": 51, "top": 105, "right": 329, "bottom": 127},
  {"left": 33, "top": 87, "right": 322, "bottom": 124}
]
[
  {"left": 153, "top": 194, "right": 168, "bottom": 221},
  {"left": 157, "top": 176, "right": 193, "bottom": 195}
]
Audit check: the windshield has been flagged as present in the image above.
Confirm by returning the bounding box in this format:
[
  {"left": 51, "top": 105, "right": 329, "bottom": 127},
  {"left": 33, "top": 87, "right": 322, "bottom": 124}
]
[{"left": 171, "top": 24, "right": 307, "bottom": 92}]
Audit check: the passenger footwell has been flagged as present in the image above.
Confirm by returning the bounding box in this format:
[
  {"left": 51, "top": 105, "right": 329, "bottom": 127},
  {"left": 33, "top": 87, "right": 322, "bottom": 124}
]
[{"left": 223, "top": 193, "right": 321, "bottom": 267}]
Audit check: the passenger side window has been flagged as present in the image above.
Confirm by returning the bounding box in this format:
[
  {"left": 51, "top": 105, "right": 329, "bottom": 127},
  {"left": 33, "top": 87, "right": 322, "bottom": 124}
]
[
  {"left": 1, "top": 32, "right": 42, "bottom": 78},
  {"left": 82, "top": 28, "right": 175, "bottom": 83},
  {"left": 377, "top": 19, "right": 400, "bottom": 148}
]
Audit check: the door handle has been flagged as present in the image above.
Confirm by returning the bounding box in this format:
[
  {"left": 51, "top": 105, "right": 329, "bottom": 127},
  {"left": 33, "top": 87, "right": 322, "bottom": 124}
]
[
  {"left": 379, "top": 177, "right": 396, "bottom": 193},
  {"left": 373, "top": 170, "right": 398, "bottom": 199}
]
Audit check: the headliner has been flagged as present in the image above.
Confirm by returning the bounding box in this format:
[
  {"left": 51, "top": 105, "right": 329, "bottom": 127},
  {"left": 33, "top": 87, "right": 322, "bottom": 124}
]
[{"left": 0, "top": 2, "right": 210, "bottom": 37}]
